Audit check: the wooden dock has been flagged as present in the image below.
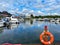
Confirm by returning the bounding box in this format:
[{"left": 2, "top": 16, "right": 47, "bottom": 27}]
[{"left": 1, "top": 42, "right": 60, "bottom": 45}]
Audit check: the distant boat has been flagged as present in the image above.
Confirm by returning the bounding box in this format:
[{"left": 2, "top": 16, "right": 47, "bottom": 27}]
[
  {"left": 55, "top": 19, "right": 60, "bottom": 24},
  {"left": 18, "top": 18, "right": 24, "bottom": 22},
  {"left": 44, "top": 18, "right": 50, "bottom": 22},
  {"left": 36, "top": 18, "right": 44, "bottom": 21},
  {"left": 50, "top": 19, "right": 55, "bottom": 22}
]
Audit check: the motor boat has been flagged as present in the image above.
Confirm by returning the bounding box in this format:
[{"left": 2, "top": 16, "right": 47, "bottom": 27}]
[
  {"left": 55, "top": 19, "right": 60, "bottom": 24},
  {"left": 18, "top": 18, "right": 24, "bottom": 23},
  {"left": 36, "top": 18, "right": 44, "bottom": 21},
  {"left": 9, "top": 16, "right": 19, "bottom": 24},
  {"left": 2, "top": 17, "right": 10, "bottom": 27},
  {"left": 50, "top": 19, "right": 55, "bottom": 22}
]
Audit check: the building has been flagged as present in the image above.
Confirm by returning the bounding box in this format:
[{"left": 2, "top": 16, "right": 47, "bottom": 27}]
[{"left": 0, "top": 11, "right": 12, "bottom": 18}]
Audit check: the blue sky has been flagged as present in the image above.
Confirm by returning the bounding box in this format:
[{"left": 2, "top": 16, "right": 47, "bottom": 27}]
[{"left": 0, "top": 0, "right": 60, "bottom": 15}]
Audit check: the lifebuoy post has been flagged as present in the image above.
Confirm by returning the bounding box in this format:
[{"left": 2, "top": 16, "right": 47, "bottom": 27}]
[
  {"left": 40, "top": 26, "right": 54, "bottom": 45},
  {"left": 44, "top": 26, "right": 49, "bottom": 45},
  {"left": 44, "top": 26, "right": 48, "bottom": 32}
]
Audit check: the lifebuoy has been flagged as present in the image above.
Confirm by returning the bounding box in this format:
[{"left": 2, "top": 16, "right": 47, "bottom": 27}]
[{"left": 40, "top": 32, "right": 54, "bottom": 45}]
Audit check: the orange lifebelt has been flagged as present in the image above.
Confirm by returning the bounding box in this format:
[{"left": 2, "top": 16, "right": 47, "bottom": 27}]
[{"left": 40, "top": 32, "right": 54, "bottom": 45}]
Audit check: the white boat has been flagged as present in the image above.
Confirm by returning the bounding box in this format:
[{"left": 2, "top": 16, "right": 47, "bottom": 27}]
[
  {"left": 9, "top": 16, "right": 19, "bottom": 24},
  {"left": 18, "top": 18, "right": 24, "bottom": 22},
  {"left": 36, "top": 18, "right": 44, "bottom": 21},
  {"left": 56, "top": 19, "right": 60, "bottom": 24},
  {"left": 44, "top": 18, "right": 50, "bottom": 21},
  {"left": 0, "top": 20, "right": 4, "bottom": 27},
  {"left": 2, "top": 17, "right": 11, "bottom": 27},
  {"left": 50, "top": 19, "right": 55, "bottom": 22}
]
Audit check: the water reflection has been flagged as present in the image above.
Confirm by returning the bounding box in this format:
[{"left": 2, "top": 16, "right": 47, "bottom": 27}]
[
  {"left": 0, "top": 27, "right": 4, "bottom": 33},
  {"left": 0, "top": 19, "right": 60, "bottom": 44},
  {"left": 5, "top": 19, "right": 60, "bottom": 29},
  {"left": 7, "top": 24, "right": 19, "bottom": 29}
]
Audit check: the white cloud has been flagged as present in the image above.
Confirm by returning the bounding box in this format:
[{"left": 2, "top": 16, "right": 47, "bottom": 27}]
[
  {"left": 29, "top": 10, "right": 34, "bottom": 13},
  {"left": 22, "top": 8, "right": 30, "bottom": 14},
  {"left": 38, "top": 11, "right": 43, "bottom": 14},
  {"left": 8, "top": 10, "right": 15, "bottom": 14},
  {"left": 52, "top": 13, "right": 59, "bottom": 15},
  {"left": 0, "top": 0, "right": 60, "bottom": 15},
  {"left": 37, "top": 11, "right": 44, "bottom": 16},
  {"left": 22, "top": 8, "right": 28, "bottom": 12}
]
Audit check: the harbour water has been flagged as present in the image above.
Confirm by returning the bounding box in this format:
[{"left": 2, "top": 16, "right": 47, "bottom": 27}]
[{"left": 0, "top": 19, "right": 60, "bottom": 44}]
